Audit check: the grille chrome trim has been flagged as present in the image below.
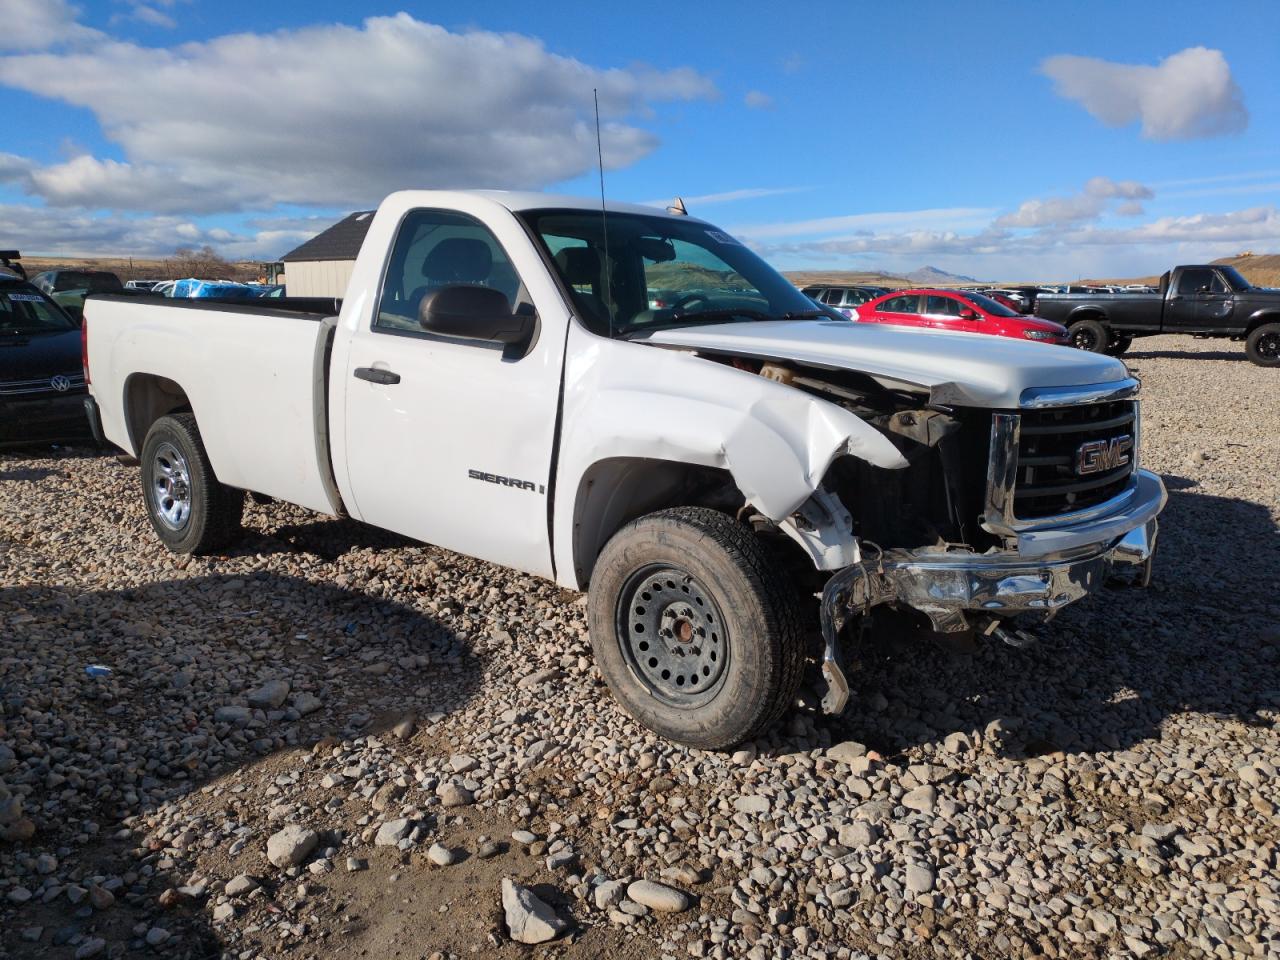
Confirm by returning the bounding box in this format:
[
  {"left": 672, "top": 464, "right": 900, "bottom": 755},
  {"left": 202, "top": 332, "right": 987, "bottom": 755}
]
[{"left": 982, "top": 401, "right": 1143, "bottom": 537}]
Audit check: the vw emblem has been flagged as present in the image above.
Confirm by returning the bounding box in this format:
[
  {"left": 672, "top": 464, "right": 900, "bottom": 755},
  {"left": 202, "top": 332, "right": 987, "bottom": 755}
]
[{"left": 50, "top": 375, "right": 71, "bottom": 392}]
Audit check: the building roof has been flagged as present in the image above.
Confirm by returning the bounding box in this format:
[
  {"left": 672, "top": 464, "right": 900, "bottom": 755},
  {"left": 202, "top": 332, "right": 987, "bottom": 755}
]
[{"left": 280, "top": 210, "right": 375, "bottom": 263}]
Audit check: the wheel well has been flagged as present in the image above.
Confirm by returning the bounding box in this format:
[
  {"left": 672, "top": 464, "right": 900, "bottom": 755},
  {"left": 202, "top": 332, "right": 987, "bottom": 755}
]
[
  {"left": 1068, "top": 310, "right": 1107, "bottom": 327},
  {"left": 123, "top": 373, "right": 191, "bottom": 454},
  {"left": 1246, "top": 313, "right": 1280, "bottom": 334},
  {"left": 571, "top": 458, "right": 746, "bottom": 589}
]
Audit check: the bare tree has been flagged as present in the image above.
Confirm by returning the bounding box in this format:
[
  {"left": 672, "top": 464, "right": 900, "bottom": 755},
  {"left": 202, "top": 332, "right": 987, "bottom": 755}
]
[{"left": 164, "top": 245, "right": 240, "bottom": 280}]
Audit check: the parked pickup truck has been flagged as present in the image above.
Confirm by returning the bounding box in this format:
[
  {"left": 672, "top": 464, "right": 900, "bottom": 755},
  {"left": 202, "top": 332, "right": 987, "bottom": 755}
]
[
  {"left": 83, "top": 190, "right": 1166, "bottom": 749},
  {"left": 1035, "top": 264, "right": 1280, "bottom": 366}
]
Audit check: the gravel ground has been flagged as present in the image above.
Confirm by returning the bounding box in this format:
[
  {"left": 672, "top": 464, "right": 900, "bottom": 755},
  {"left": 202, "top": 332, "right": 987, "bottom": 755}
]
[{"left": 1, "top": 334, "right": 1277, "bottom": 960}]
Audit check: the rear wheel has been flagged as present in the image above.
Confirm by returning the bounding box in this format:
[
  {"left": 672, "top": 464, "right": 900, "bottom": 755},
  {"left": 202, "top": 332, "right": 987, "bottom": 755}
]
[
  {"left": 140, "top": 414, "right": 243, "bottom": 554},
  {"left": 587, "top": 507, "right": 805, "bottom": 750},
  {"left": 1245, "top": 322, "right": 1280, "bottom": 366},
  {"left": 1068, "top": 318, "right": 1109, "bottom": 353}
]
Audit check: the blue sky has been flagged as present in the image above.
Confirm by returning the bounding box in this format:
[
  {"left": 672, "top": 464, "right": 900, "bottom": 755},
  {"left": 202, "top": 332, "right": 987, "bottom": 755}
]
[{"left": 2, "top": 0, "right": 1278, "bottom": 280}]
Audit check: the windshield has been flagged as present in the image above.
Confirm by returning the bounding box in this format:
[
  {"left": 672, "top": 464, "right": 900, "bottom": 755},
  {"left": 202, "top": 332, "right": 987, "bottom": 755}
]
[
  {"left": 53, "top": 271, "right": 123, "bottom": 293},
  {"left": 519, "top": 209, "right": 830, "bottom": 337},
  {"left": 0, "top": 285, "right": 77, "bottom": 334},
  {"left": 960, "top": 292, "right": 1020, "bottom": 317},
  {"left": 1219, "top": 266, "right": 1251, "bottom": 291}
]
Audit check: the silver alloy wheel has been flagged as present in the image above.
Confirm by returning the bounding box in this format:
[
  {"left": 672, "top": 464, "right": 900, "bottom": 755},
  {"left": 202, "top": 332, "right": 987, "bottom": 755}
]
[{"left": 150, "top": 441, "right": 192, "bottom": 530}]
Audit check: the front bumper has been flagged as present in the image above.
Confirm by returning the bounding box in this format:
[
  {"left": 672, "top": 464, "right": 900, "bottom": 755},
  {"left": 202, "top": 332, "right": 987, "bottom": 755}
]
[
  {"left": 818, "top": 468, "right": 1166, "bottom": 714},
  {"left": 0, "top": 391, "right": 93, "bottom": 446}
]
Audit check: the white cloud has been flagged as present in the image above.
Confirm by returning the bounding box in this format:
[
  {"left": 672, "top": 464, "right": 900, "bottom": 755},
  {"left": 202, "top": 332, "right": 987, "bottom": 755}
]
[
  {"left": 639, "top": 186, "right": 808, "bottom": 208},
  {"left": 732, "top": 207, "right": 996, "bottom": 241},
  {"left": 0, "top": 13, "right": 717, "bottom": 212},
  {"left": 744, "top": 90, "right": 774, "bottom": 110},
  {"left": 995, "top": 176, "right": 1153, "bottom": 228},
  {"left": 122, "top": 5, "right": 176, "bottom": 28},
  {"left": 0, "top": 203, "right": 308, "bottom": 258},
  {"left": 0, "top": 0, "right": 103, "bottom": 51},
  {"left": 1041, "top": 47, "right": 1247, "bottom": 141}
]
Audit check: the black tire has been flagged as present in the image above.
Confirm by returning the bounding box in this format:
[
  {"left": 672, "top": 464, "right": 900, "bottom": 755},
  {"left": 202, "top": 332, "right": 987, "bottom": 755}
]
[
  {"left": 139, "top": 413, "right": 243, "bottom": 554},
  {"left": 587, "top": 507, "right": 805, "bottom": 750},
  {"left": 1104, "top": 334, "right": 1133, "bottom": 356},
  {"left": 1068, "top": 318, "right": 1109, "bottom": 353},
  {"left": 1244, "top": 322, "right": 1280, "bottom": 367}
]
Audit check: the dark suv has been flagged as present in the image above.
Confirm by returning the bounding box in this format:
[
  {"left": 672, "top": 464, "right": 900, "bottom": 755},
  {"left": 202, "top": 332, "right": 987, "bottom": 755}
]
[
  {"left": 0, "top": 279, "right": 91, "bottom": 445},
  {"left": 800, "top": 285, "right": 889, "bottom": 318}
]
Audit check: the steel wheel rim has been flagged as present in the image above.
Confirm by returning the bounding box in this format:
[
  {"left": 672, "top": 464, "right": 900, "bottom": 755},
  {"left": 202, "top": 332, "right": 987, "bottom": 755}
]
[
  {"left": 1258, "top": 332, "right": 1280, "bottom": 359},
  {"left": 150, "top": 441, "right": 192, "bottom": 530},
  {"left": 616, "top": 564, "right": 730, "bottom": 708}
]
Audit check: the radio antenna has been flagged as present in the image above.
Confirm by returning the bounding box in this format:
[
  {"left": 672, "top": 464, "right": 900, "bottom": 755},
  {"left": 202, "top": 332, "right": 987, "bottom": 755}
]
[{"left": 593, "top": 88, "right": 614, "bottom": 339}]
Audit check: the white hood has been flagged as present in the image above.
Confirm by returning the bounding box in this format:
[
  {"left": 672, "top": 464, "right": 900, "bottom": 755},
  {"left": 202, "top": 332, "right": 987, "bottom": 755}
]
[{"left": 638, "top": 320, "right": 1130, "bottom": 408}]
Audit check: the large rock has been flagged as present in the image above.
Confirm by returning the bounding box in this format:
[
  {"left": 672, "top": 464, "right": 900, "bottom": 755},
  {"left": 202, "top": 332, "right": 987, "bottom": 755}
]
[
  {"left": 901, "top": 785, "right": 936, "bottom": 814},
  {"left": 266, "top": 825, "right": 318, "bottom": 867},
  {"left": 375, "top": 818, "right": 413, "bottom": 846},
  {"left": 733, "top": 795, "right": 770, "bottom": 815},
  {"left": 626, "top": 880, "right": 690, "bottom": 913},
  {"left": 247, "top": 679, "right": 291, "bottom": 709},
  {"left": 501, "top": 878, "right": 566, "bottom": 944},
  {"left": 826, "top": 741, "right": 867, "bottom": 764}
]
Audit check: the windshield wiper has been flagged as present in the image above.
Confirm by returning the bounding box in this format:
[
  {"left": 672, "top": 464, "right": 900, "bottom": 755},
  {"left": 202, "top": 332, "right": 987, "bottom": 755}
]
[
  {"left": 670, "top": 308, "right": 777, "bottom": 323},
  {"left": 780, "top": 309, "right": 830, "bottom": 320}
]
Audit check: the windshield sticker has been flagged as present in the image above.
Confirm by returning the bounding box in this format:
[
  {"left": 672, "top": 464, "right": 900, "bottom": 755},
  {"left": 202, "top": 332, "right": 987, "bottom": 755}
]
[
  {"left": 5, "top": 293, "right": 44, "bottom": 301},
  {"left": 705, "top": 230, "right": 745, "bottom": 247}
]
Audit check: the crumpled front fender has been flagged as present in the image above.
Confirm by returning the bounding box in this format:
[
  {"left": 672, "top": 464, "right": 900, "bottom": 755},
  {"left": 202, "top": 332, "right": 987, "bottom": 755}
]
[{"left": 552, "top": 328, "right": 908, "bottom": 588}]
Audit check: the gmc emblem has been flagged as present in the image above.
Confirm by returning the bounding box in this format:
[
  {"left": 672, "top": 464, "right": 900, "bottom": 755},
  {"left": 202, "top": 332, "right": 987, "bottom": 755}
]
[{"left": 1075, "top": 435, "right": 1132, "bottom": 476}]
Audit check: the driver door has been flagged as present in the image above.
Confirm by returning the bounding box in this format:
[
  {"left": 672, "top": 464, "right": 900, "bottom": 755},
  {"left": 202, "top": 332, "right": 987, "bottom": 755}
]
[{"left": 340, "top": 207, "right": 567, "bottom": 578}]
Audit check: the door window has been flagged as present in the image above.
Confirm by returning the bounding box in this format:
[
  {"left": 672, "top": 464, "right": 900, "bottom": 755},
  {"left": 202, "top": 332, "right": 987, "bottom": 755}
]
[
  {"left": 879, "top": 295, "right": 920, "bottom": 314},
  {"left": 821, "top": 289, "right": 844, "bottom": 305},
  {"left": 1175, "top": 269, "right": 1214, "bottom": 295},
  {"left": 1208, "top": 272, "right": 1229, "bottom": 294},
  {"left": 375, "top": 209, "right": 524, "bottom": 333},
  {"left": 925, "top": 295, "right": 962, "bottom": 316}
]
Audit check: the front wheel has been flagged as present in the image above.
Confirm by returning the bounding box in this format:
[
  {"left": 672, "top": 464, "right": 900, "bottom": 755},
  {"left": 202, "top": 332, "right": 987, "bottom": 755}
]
[
  {"left": 140, "top": 414, "right": 244, "bottom": 554},
  {"left": 1245, "top": 322, "right": 1280, "bottom": 367},
  {"left": 587, "top": 507, "right": 805, "bottom": 750},
  {"left": 1068, "top": 318, "right": 1109, "bottom": 353}
]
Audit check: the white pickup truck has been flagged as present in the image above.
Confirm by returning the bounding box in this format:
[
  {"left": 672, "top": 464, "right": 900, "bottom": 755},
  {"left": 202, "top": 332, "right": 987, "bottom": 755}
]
[{"left": 83, "top": 190, "right": 1166, "bottom": 749}]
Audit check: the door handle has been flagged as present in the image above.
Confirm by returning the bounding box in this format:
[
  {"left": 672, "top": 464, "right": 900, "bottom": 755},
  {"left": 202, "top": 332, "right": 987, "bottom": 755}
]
[{"left": 354, "top": 366, "right": 401, "bottom": 385}]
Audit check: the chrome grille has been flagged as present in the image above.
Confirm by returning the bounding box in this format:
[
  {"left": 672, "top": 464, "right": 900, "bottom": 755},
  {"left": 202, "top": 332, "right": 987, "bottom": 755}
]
[
  {"left": 984, "top": 398, "right": 1140, "bottom": 534},
  {"left": 1014, "top": 400, "right": 1137, "bottom": 519}
]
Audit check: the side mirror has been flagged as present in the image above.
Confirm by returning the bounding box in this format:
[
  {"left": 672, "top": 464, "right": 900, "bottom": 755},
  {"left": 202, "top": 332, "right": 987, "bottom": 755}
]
[
  {"left": 959, "top": 308, "right": 979, "bottom": 320},
  {"left": 418, "top": 285, "right": 535, "bottom": 353}
]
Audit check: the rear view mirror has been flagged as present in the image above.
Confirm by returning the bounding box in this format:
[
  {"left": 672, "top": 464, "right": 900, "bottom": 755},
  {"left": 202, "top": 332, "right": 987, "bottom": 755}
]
[
  {"left": 418, "top": 285, "right": 535, "bottom": 355},
  {"left": 636, "top": 237, "right": 677, "bottom": 263},
  {"left": 959, "top": 308, "right": 979, "bottom": 320}
]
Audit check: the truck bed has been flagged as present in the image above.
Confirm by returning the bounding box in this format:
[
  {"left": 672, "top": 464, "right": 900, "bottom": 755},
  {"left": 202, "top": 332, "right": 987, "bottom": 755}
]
[
  {"left": 1034, "top": 291, "right": 1165, "bottom": 331},
  {"left": 85, "top": 295, "right": 343, "bottom": 516}
]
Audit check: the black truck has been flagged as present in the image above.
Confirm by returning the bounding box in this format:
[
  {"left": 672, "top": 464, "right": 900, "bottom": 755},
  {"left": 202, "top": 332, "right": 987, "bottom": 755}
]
[{"left": 1034, "top": 264, "right": 1280, "bottom": 366}]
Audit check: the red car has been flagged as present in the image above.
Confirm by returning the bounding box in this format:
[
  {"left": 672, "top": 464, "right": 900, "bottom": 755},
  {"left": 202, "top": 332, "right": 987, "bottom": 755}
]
[{"left": 855, "top": 289, "right": 1068, "bottom": 344}]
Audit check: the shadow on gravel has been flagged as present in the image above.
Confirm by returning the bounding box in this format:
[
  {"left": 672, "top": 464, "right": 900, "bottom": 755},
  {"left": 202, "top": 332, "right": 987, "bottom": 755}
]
[
  {"left": 1126, "top": 348, "right": 1247, "bottom": 362},
  {"left": 0, "top": 571, "right": 483, "bottom": 959},
  {"left": 233, "top": 514, "right": 418, "bottom": 563},
  {"left": 824, "top": 474, "right": 1279, "bottom": 760}
]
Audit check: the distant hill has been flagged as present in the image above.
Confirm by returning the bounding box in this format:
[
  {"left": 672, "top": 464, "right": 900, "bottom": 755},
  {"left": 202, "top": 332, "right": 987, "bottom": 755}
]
[
  {"left": 1211, "top": 253, "right": 1280, "bottom": 288},
  {"left": 905, "top": 265, "right": 979, "bottom": 285}
]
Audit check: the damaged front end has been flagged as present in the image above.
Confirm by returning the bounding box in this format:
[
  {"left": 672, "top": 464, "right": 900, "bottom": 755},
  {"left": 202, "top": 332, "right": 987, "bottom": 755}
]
[{"left": 703, "top": 358, "right": 1167, "bottom": 716}]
